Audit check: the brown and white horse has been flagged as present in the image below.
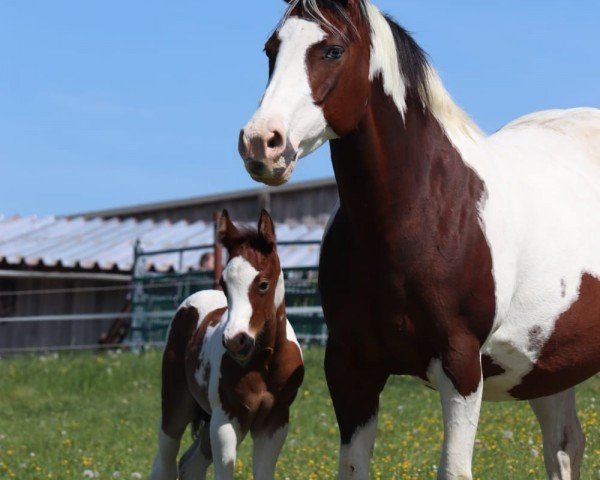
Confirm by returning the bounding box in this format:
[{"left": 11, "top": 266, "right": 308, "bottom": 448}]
[
  {"left": 150, "top": 210, "right": 304, "bottom": 480},
  {"left": 238, "top": 1, "right": 600, "bottom": 478}
]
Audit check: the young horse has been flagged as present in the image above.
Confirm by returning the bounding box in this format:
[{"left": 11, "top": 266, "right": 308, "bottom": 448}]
[
  {"left": 149, "top": 210, "right": 304, "bottom": 480},
  {"left": 238, "top": 1, "right": 600, "bottom": 479}
]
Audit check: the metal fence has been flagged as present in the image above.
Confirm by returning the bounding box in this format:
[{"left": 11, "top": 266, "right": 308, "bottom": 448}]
[
  {"left": 0, "top": 240, "right": 326, "bottom": 355},
  {"left": 130, "top": 241, "right": 326, "bottom": 347}
]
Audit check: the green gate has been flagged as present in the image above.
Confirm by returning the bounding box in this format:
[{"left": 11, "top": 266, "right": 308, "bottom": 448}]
[{"left": 130, "top": 241, "right": 325, "bottom": 345}]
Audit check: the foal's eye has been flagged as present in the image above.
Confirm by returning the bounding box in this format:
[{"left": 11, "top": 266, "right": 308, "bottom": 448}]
[
  {"left": 258, "top": 281, "right": 270, "bottom": 293},
  {"left": 324, "top": 45, "right": 345, "bottom": 60}
]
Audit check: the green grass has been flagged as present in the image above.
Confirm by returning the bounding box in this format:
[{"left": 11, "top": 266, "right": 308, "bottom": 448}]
[{"left": 0, "top": 349, "right": 598, "bottom": 479}]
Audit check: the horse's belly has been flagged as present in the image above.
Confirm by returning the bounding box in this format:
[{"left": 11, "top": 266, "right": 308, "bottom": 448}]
[{"left": 481, "top": 272, "right": 600, "bottom": 401}]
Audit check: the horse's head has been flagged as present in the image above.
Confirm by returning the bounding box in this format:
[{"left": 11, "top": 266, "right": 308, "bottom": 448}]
[
  {"left": 239, "top": 0, "right": 376, "bottom": 186},
  {"left": 218, "top": 209, "right": 284, "bottom": 363}
]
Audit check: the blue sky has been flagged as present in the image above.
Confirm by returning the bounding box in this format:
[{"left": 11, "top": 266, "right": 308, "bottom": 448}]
[{"left": 1, "top": 1, "right": 599, "bottom": 216}]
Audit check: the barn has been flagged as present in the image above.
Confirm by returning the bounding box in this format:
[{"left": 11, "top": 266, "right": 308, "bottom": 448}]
[{"left": 0, "top": 178, "right": 336, "bottom": 353}]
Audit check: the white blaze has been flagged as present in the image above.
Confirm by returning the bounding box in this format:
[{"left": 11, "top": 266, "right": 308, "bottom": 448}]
[
  {"left": 222, "top": 256, "right": 259, "bottom": 338},
  {"left": 244, "top": 17, "right": 336, "bottom": 163}
]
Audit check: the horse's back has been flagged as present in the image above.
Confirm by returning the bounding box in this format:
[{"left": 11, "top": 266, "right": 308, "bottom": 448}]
[{"left": 494, "top": 107, "right": 600, "bottom": 164}]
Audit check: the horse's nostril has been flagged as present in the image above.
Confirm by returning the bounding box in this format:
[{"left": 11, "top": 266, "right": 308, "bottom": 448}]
[
  {"left": 267, "top": 130, "right": 284, "bottom": 150},
  {"left": 248, "top": 161, "right": 266, "bottom": 175}
]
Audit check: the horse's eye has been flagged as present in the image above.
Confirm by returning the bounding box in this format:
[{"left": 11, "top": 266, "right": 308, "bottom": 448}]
[
  {"left": 258, "top": 281, "right": 269, "bottom": 293},
  {"left": 325, "top": 45, "right": 345, "bottom": 60}
]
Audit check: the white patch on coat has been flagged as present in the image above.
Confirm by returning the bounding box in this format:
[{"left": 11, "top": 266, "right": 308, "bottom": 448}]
[
  {"left": 338, "top": 415, "right": 378, "bottom": 479},
  {"left": 471, "top": 109, "right": 600, "bottom": 400},
  {"left": 222, "top": 256, "right": 259, "bottom": 338},
  {"left": 428, "top": 359, "right": 482, "bottom": 480},
  {"left": 243, "top": 17, "right": 336, "bottom": 175},
  {"left": 183, "top": 290, "right": 227, "bottom": 327},
  {"left": 274, "top": 270, "right": 285, "bottom": 309},
  {"left": 286, "top": 319, "right": 303, "bottom": 360}
]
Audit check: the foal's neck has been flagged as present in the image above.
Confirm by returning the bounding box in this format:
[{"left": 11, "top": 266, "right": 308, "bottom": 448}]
[
  {"left": 257, "top": 302, "right": 287, "bottom": 366},
  {"left": 329, "top": 79, "right": 480, "bottom": 249}
]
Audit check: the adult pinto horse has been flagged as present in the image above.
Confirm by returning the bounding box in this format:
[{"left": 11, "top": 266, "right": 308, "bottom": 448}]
[{"left": 239, "top": 1, "right": 600, "bottom": 478}]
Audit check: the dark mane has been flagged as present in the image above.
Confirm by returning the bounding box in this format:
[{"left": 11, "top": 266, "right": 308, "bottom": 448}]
[
  {"left": 285, "top": 0, "right": 430, "bottom": 104},
  {"left": 384, "top": 15, "right": 430, "bottom": 103}
]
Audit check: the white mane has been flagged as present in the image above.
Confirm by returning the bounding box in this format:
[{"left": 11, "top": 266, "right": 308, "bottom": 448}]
[{"left": 365, "top": 2, "right": 484, "bottom": 140}]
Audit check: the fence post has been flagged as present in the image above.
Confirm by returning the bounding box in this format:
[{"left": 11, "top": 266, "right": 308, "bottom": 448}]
[
  {"left": 213, "top": 211, "right": 223, "bottom": 290},
  {"left": 130, "top": 239, "right": 146, "bottom": 350}
]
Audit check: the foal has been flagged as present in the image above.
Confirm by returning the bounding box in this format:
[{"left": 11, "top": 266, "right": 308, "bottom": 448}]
[{"left": 150, "top": 210, "right": 304, "bottom": 480}]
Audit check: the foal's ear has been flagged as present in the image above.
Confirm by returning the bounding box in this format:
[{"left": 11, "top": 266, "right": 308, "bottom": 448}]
[
  {"left": 217, "top": 210, "right": 240, "bottom": 249},
  {"left": 257, "top": 209, "right": 277, "bottom": 247}
]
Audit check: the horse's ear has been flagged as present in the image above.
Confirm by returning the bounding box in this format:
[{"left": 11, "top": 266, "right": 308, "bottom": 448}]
[
  {"left": 257, "top": 209, "right": 276, "bottom": 247},
  {"left": 217, "top": 210, "right": 240, "bottom": 249}
]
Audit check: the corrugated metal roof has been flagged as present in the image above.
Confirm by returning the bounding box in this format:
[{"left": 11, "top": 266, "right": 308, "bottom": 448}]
[{"left": 0, "top": 215, "right": 325, "bottom": 273}]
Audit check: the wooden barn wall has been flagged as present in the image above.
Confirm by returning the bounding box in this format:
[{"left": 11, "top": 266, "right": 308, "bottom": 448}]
[{"left": 0, "top": 276, "right": 129, "bottom": 351}]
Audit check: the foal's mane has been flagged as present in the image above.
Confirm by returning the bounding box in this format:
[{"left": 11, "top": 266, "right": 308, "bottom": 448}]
[{"left": 283, "top": 0, "right": 482, "bottom": 138}]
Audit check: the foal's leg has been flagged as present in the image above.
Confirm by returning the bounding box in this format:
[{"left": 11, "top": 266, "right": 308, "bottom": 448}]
[
  {"left": 149, "top": 393, "right": 197, "bottom": 480},
  {"left": 210, "top": 407, "right": 245, "bottom": 480},
  {"left": 252, "top": 422, "right": 289, "bottom": 480},
  {"left": 431, "top": 339, "right": 483, "bottom": 480},
  {"left": 178, "top": 421, "right": 213, "bottom": 480},
  {"left": 149, "top": 425, "right": 182, "bottom": 480},
  {"left": 325, "top": 345, "right": 388, "bottom": 480},
  {"left": 529, "top": 388, "right": 585, "bottom": 480}
]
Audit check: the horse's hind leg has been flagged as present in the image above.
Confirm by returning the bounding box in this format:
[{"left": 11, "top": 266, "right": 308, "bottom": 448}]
[
  {"left": 529, "top": 387, "right": 586, "bottom": 480},
  {"left": 179, "top": 420, "right": 213, "bottom": 480}
]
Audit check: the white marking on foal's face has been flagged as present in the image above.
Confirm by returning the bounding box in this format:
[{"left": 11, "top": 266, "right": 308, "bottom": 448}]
[
  {"left": 222, "top": 256, "right": 259, "bottom": 340},
  {"left": 242, "top": 17, "right": 336, "bottom": 183}
]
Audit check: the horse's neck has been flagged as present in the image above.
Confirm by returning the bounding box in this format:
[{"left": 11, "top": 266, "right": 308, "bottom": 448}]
[{"left": 329, "top": 83, "right": 479, "bottom": 248}]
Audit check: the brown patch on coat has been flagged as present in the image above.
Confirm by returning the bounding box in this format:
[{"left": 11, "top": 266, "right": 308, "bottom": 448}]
[
  {"left": 318, "top": 80, "right": 495, "bottom": 436},
  {"left": 218, "top": 303, "right": 304, "bottom": 436},
  {"left": 510, "top": 273, "right": 600, "bottom": 399},
  {"left": 161, "top": 306, "right": 202, "bottom": 439},
  {"left": 481, "top": 354, "right": 506, "bottom": 378}
]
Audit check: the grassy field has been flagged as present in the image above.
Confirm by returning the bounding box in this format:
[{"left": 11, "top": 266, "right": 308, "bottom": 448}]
[{"left": 0, "top": 348, "right": 598, "bottom": 480}]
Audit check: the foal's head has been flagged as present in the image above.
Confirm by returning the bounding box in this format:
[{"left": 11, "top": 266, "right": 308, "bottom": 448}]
[
  {"left": 218, "top": 209, "right": 284, "bottom": 363},
  {"left": 239, "top": 0, "right": 429, "bottom": 186}
]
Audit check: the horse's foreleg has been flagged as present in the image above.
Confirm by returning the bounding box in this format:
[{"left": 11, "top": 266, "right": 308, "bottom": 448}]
[
  {"left": 209, "top": 407, "right": 244, "bottom": 480},
  {"left": 529, "top": 387, "right": 585, "bottom": 480},
  {"left": 431, "top": 339, "right": 483, "bottom": 480},
  {"left": 251, "top": 421, "right": 289, "bottom": 480},
  {"left": 325, "top": 344, "right": 388, "bottom": 480}
]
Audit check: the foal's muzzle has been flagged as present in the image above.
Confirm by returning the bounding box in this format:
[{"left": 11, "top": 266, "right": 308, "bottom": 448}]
[{"left": 223, "top": 331, "right": 255, "bottom": 362}]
